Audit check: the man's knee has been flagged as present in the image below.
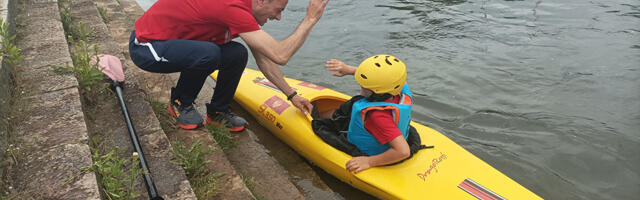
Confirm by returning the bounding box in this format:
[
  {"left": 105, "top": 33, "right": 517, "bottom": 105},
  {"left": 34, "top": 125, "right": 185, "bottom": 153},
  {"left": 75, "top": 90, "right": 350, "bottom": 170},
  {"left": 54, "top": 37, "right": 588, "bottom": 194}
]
[
  {"left": 223, "top": 41, "right": 249, "bottom": 65},
  {"left": 198, "top": 44, "right": 222, "bottom": 69}
]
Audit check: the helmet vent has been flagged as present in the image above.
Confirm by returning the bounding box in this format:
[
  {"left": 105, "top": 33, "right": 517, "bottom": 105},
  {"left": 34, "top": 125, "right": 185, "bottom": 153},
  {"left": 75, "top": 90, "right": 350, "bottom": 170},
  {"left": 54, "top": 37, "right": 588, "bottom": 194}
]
[
  {"left": 394, "top": 58, "right": 399, "bottom": 62},
  {"left": 360, "top": 74, "right": 368, "bottom": 79},
  {"left": 385, "top": 56, "right": 392, "bottom": 65},
  {"left": 394, "top": 85, "right": 400, "bottom": 89},
  {"left": 374, "top": 56, "right": 379, "bottom": 58},
  {"left": 375, "top": 63, "right": 381, "bottom": 67}
]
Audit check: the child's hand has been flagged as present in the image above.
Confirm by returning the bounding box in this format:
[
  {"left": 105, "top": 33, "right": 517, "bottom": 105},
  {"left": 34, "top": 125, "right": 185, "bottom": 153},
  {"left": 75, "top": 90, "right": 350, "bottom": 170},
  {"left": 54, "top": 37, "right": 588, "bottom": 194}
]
[
  {"left": 346, "top": 156, "right": 371, "bottom": 173},
  {"left": 326, "top": 59, "right": 356, "bottom": 77}
]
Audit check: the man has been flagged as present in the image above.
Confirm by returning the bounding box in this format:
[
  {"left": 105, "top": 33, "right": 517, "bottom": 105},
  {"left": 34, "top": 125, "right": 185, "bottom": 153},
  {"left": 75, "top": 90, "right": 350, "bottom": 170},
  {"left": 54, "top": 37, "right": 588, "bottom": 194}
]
[{"left": 129, "top": 0, "right": 328, "bottom": 131}]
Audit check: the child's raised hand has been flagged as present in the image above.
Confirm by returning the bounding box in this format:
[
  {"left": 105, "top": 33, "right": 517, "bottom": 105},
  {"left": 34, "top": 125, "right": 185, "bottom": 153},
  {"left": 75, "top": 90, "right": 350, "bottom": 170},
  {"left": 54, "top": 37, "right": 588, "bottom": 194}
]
[{"left": 326, "top": 59, "right": 356, "bottom": 77}]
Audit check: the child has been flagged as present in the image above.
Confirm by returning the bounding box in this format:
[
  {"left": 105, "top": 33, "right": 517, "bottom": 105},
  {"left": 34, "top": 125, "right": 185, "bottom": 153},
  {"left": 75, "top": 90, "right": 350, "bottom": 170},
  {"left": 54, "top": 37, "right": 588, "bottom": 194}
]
[{"left": 322, "top": 55, "right": 414, "bottom": 173}]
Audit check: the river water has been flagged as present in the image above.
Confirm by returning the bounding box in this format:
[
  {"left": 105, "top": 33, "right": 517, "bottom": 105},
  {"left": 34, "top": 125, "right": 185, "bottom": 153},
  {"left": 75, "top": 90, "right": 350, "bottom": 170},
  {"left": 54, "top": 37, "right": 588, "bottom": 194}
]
[{"left": 135, "top": 0, "right": 639, "bottom": 199}]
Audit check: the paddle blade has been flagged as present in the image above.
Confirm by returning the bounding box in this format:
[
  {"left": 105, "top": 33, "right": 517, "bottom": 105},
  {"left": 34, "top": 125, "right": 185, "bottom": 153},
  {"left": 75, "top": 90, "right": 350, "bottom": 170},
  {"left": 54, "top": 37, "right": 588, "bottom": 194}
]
[{"left": 92, "top": 54, "right": 125, "bottom": 82}]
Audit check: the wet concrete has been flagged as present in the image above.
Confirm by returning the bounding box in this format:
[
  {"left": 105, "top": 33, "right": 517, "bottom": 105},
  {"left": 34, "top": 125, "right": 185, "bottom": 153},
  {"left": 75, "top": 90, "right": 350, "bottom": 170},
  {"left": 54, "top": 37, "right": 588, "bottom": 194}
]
[
  {"left": 223, "top": 100, "right": 339, "bottom": 199},
  {"left": 192, "top": 76, "right": 306, "bottom": 200}
]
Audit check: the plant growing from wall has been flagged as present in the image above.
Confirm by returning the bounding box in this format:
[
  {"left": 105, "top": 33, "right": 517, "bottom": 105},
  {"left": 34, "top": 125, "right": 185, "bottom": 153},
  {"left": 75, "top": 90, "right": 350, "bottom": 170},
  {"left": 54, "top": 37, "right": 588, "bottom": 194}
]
[
  {"left": 53, "top": 37, "right": 107, "bottom": 94},
  {"left": 0, "top": 19, "right": 24, "bottom": 68}
]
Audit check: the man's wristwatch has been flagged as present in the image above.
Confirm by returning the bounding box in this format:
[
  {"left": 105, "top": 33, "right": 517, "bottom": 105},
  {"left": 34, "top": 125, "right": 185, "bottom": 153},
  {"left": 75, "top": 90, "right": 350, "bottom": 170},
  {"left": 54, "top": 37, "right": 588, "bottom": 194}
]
[{"left": 287, "top": 91, "right": 297, "bottom": 101}]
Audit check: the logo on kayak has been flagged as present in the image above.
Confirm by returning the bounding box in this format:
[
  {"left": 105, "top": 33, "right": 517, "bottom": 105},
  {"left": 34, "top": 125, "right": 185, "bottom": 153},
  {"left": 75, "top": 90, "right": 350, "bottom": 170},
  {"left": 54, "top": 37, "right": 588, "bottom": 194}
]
[
  {"left": 258, "top": 96, "right": 288, "bottom": 130},
  {"left": 297, "top": 82, "right": 325, "bottom": 90},
  {"left": 264, "top": 95, "right": 290, "bottom": 114},
  {"left": 417, "top": 152, "right": 447, "bottom": 181},
  {"left": 458, "top": 178, "right": 505, "bottom": 200},
  {"left": 254, "top": 77, "right": 281, "bottom": 92}
]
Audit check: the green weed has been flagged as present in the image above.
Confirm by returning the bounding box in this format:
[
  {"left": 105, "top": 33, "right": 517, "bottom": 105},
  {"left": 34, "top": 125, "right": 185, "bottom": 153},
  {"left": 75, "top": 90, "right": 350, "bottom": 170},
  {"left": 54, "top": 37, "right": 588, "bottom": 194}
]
[
  {"left": 54, "top": 0, "right": 104, "bottom": 95},
  {"left": 191, "top": 172, "right": 224, "bottom": 199},
  {"left": 5, "top": 144, "right": 20, "bottom": 166},
  {"left": 171, "top": 140, "right": 223, "bottom": 199},
  {"left": 53, "top": 37, "right": 108, "bottom": 94},
  {"left": 171, "top": 140, "right": 213, "bottom": 177},
  {"left": 72, "top": 23, "right": 94, "bottom": 42},
  {"left": 0, "top": 19, "right": 24, "bottom": 68},
  {"left": 97, "top": 7, "right": 108, "bottom": 22},
  {"left": 149, "top": 100, "right": 176, "bottom": 131},
  {"left": 240, "top": 175, "right": 266, "bottom": 200},
  {"left": 82, "top": 148, "right": 143, "bottom": 200},
  {"left": 59, "top": 5, "right": 72, "bottom": 36},
  {"left": 206, "top": 124, "right": 237, "bottom": 151},
  {"left": 57, "top": 0, "right": 94, "bottom": 41}
]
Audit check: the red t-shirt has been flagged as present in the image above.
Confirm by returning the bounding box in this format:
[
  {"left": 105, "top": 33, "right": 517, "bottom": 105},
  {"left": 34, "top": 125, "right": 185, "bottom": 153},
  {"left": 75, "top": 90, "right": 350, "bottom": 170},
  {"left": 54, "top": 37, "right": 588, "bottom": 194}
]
[
  {"left": 363, "top": 95, "right": 402, "bottom": 145},
  {"left": 134, "top": 0, "right": 260, "bottom": 45}
]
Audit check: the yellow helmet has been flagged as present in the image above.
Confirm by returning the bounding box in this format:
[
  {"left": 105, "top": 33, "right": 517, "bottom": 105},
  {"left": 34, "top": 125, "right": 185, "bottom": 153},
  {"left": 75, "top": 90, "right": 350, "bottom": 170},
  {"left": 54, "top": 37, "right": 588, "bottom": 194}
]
[{"left": 355, "top": 54, "right": 407, "bottom": 96}]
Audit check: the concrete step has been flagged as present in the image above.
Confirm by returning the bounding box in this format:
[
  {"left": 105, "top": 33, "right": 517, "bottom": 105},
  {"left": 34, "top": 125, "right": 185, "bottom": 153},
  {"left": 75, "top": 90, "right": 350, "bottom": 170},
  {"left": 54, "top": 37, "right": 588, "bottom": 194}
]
[
  {"left": 5, "top": 0, "right": 100, "bottom": 198},
  {"left": 63, "top": 0, "right": 197, "bottom": 198}
]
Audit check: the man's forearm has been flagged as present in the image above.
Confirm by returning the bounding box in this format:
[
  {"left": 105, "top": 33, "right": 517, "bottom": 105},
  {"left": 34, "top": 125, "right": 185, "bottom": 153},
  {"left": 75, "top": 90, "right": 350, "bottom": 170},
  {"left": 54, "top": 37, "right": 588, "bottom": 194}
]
[
  {"left": 274, "top": 18, "right": 317, "bottom": 65},
  {"left": 239, "top": 19, "right": 317, "bottom": 66},
  {"left": 251, "top": 48, "right": 296, "bottom": 96}
]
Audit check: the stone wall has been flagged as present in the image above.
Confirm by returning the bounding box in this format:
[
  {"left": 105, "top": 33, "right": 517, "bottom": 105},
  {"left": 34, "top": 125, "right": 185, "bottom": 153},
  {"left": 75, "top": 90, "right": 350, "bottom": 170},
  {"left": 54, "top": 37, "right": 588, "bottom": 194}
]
[{"left": 0, "top": 0, "right": 16, "bottom": 175}]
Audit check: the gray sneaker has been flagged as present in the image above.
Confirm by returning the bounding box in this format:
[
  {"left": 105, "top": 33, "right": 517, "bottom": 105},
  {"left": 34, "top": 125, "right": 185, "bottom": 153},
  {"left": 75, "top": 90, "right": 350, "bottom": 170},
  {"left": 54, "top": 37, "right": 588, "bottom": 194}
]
[
  {"left": 168, "top": 99, "right": 205, "bottom": 130},
  {"left": 205, "top": 106, "right": 248, "bottom": 132}
]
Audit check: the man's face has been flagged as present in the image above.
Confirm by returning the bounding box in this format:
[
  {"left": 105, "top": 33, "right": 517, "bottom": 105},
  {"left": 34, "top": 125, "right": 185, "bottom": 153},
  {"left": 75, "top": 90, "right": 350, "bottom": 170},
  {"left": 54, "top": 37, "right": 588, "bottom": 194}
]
[{"left": 254, "top": 0, "right": 288, "bottom": 26}]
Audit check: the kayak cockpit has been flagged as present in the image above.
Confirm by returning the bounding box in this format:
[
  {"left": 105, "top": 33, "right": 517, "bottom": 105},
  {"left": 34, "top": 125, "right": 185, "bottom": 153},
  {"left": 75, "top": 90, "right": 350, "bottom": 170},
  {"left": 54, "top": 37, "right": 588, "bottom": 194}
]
[{"left": 310, "top": 96, "right": 348, "bottom": 119}]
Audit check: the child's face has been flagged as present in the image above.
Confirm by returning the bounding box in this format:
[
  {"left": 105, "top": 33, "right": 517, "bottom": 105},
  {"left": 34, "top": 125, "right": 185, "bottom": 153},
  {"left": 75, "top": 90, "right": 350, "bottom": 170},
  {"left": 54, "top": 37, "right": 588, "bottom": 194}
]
[{"left": 360, "top": 87, "right": 373, "bottom": 97}]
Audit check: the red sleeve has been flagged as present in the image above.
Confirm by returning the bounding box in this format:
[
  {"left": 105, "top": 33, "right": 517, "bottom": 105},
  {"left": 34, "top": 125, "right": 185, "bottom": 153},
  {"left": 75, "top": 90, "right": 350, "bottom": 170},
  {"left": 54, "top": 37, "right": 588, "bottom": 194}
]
[
  {"left": 364, "top": 110, "right": 402, "bottom": 145},
  {"left": 221, "top": 2, "right": 260, "bottom": 36}
]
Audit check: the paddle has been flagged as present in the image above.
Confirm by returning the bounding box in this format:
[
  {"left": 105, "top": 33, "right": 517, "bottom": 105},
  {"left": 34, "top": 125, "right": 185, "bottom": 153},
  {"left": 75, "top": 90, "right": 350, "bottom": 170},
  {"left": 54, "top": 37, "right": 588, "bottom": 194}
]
[{"left": 95, "top": 55, "right": 163, "bottom": 200}]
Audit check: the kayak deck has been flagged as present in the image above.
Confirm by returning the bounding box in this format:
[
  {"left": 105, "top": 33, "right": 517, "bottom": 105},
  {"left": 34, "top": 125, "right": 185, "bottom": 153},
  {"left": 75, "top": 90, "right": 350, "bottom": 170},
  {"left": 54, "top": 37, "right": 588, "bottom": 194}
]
[{"left": 210, "top": 69, "right": 541, "bottom": 200}]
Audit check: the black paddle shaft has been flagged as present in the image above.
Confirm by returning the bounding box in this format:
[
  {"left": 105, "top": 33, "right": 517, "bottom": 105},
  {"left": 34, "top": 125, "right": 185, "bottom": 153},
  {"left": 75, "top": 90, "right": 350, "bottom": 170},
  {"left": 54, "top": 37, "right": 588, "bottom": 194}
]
[{"left": 113, "top": 81, "right": 163, "bottom": 200}]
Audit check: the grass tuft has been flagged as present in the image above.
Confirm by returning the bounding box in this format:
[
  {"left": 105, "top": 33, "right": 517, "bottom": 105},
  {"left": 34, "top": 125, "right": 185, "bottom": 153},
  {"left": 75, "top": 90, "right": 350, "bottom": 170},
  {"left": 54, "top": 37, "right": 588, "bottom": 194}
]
[
  {"left": 54, "top": 0, "right": 105, "bottom": 96},
  {"left": 0, "top": 18, "right": 24, "bottom": 69},
  {"left": 170, "top": 140, "right": 213, "bottom": 177},
  {"left": 171, "top": 140, "right": 223, "bottom": 199},
  {"left": 97, "top": 7, "right": 108, "bottom": 22},
  {"left": 58, "top": 0, "right": 94, "bottom": 41},
  {"left": 206, "top": 124, "right": 238, "bottom": 151},
  {"left": 59, "top": 5, "right": 72, "bottom": 36},
  {"left": 240, "top": 175, "right": 267, "bottom": 200},
  {"left": 149, "top": 100, "right": 176, "bottom": 131},
  {"left": 52, "top": 37, "right": 108, "bottom": 95},
  {"left": 82, "top": 147, "right": 143, "bottom": 200},
  {"left": 72, "top": 23, "right": 94, "bottom": 42}
]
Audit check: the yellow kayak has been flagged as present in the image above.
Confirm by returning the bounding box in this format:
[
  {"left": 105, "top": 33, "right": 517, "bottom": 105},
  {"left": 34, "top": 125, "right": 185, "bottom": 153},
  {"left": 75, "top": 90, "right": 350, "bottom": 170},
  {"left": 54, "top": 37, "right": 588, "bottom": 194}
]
[{"left": 211, "top": 68, "right": 541, "bottom": 200}]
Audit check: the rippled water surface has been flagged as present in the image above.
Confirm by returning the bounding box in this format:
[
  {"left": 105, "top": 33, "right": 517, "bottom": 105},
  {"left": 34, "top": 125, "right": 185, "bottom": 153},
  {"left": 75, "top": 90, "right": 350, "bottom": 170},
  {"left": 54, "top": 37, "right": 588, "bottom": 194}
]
[{"left": 135, "top": 0, "right": 639, "bottom": 199}]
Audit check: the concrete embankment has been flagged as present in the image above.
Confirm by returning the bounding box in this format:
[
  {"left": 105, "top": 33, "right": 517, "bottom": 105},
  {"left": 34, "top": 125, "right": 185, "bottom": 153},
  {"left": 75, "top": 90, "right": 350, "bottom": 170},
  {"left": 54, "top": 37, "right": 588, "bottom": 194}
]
[
  {"left": 0, "top": 0, "right": 14, "bottom": 180},
  {"left": 3, "top": 0, "right": 100, "bottom": 198}
]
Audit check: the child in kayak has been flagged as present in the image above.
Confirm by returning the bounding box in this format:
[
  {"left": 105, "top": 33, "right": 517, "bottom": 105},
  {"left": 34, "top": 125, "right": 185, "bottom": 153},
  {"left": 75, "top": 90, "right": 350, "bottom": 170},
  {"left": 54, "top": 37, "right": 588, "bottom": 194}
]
[{"left": 319, "top": 55, "right": 415, "bottom": 173}]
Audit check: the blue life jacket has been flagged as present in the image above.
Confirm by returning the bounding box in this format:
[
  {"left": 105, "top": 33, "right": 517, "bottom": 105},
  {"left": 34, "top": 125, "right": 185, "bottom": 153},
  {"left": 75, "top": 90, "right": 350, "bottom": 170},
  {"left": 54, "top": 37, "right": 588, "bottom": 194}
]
[{"left": 347, "top": 84, "right": 413, "bottom": 156}]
